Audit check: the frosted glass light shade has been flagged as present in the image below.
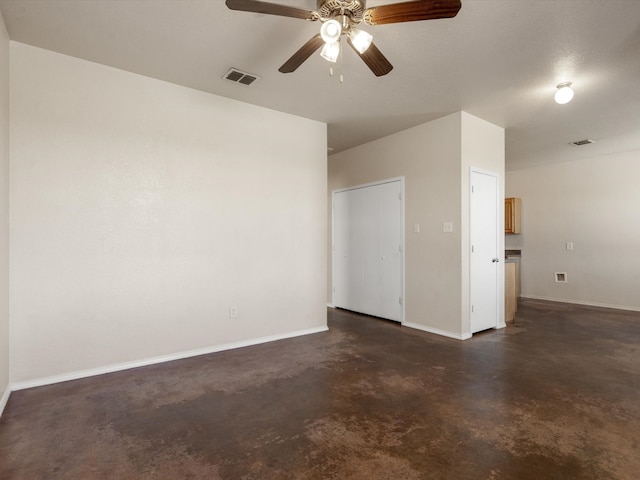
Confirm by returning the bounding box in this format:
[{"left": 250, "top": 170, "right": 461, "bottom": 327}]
[
  {"left": 349, "top": 29, "right": 373, "bottom": 54},
  {"left": 320, "top": 19, "right": 342, "bottom": 44},
  {"left": 555, "top": 82, "right": 574, "bottom": 104},
  {"left": 320, "top": 42, "right": 340, "bottom": 63}
]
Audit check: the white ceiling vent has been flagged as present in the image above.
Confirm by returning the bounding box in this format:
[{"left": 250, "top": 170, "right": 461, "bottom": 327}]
[
  {"left": 569, "top": 139, "right": 595, "bottom": 147},
  {"left": 223, "top": 68, "right": 260, "bottom": 86}
]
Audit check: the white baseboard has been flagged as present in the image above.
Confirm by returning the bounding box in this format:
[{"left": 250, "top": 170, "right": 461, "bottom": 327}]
[
  {"left": 403, "top": 321, "right": 470, "bottom": 341},
  {"left": 521, "top": 295, "right": 640, "bottom": 312},
  {"left": 326, "top": 303, "right": 335, "bottom": 308},
  {"left": 0, "top": 384, "right": 10, "bottom": 418},
  {"left": 11, "top": 326, "right": 329, "bottom": 392}
]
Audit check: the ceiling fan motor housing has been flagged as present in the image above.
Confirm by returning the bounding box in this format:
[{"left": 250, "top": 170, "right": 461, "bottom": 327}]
[{"left": 317, "top": 0, "right": 365, "bottom": 23}]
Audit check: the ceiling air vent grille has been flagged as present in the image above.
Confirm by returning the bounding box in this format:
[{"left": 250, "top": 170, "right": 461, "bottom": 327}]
[
  {"left": 570, "top": 139, "right": 595, "bottom": 147},
  {"left": 223, "top": 68, "right": 260, "bottom": 86}
]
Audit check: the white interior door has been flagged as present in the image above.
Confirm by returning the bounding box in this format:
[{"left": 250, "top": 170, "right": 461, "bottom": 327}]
[
  {"left": 470, "top": 170, "right": 499, "bottom": 333},
  {"left": 376, "top": 182, "right": 403, "bottom": 320},
  {"left": 333, "top": 180, "right": 403, "bottom": 322}
]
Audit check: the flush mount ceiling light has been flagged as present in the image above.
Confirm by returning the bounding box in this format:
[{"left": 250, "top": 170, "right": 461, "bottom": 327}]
[{"left": 555, "top": 82, "right": 574, "bottom": 104}]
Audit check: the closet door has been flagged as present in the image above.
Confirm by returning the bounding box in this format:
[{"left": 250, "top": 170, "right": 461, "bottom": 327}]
[
  {"left": 333, "top": 187, "right": 366, "bottom": 314},
  {"left": 333, "top": 180, "right": 403, "bottom": 322}
]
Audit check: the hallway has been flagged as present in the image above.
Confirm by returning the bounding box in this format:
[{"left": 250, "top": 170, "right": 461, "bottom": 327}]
[{"left": 1, "top": 299, "right": 638, "bottom": 479}]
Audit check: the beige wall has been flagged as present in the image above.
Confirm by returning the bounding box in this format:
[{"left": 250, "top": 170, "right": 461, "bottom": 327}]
[
  {"left": 328, "top": 112, "right": 504, "bottom": 338},
  {"left": 461, "top": 113, "right": 506, "bottom": 332},
  {"left": 10, "top": 43, "right": 328, "bottom": 386},
  {"left": 0, "top": 13, "right": 9, "bottom": 413},
  {"left": 506, "top": 150, "right": 640, "bottom": 310}
]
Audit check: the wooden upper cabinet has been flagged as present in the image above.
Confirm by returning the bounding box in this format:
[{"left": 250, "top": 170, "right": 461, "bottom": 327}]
[{"left": 505, "top": 197, "right": 521, "bottom": 234}]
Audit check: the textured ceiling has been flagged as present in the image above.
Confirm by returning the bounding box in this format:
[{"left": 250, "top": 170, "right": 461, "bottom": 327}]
[{"left": 1, "top": 0, "right": 639, "bottom": 170}]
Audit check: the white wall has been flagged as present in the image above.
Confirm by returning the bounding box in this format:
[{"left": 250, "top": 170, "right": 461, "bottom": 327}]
[
  {"left": 506, "top": 150, "right": 640, "bottom": 310},
  {"left": 0, "top": 13, "right": 9, "bottom": 414},
  {"left": 10, "top": 43, "right": 328, "bottom": 385},
  {"left": 328, "top": 112, "right": 504, "bottom": 339}
]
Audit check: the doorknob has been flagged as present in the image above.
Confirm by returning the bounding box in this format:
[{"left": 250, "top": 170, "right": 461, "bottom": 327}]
[{"left": 492, "top": 258, "right": 499, "bottom": 263}]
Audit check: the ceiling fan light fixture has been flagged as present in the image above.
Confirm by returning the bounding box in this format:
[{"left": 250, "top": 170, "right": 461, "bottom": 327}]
[
  {"left": 555, "top": 82, "right": 574, "bottom": 104},
  {"left": 320, "top": 41, "right": 340, "bottom": 63},
  {"left": 320, "top": 19, "right": 342, "bottom": 44},
  {"left": 349, "top": 28, "right": 373, "bottom": 54},
  {"left": 226, "top": 0, "right": 463, "bottom": 77}
]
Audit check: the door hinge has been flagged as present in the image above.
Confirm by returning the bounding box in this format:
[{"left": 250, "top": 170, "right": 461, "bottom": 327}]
[
  {"left": 399, "top": 297, "right": 403, "bottom": 305},
  {"left": 471, "top": 245, "right": 475, "bottom": 253},
  {"left": 472, "top": 185, "right": 475, "bottom": 193},
  {"left": 471, "top": 305, "right": 474, "bottom": 313},
  {"left": 398, "top": 192, "right": 402, "bottom": 200},
  {"left": 398, "top": 244, "right": 402, "bottom": 253}
]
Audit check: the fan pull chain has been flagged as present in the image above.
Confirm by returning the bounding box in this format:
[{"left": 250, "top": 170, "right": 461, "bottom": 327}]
[
  {"left": 327, "top": 38, "right": 345, "bottom": 84},
  {"left": 328, "top": 67, "right": 344, "bottom": 83},
  {"left": 339, "top": 35, "right": 344, "bottom": 84}
]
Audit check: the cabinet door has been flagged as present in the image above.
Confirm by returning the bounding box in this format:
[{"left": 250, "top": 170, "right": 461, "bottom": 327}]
[
  {"left": 505, "top": 198, "right": 514, "bottom": 233},
  {"left": 505, "top": 197, "right": 521, "bottom": 234},
  {"left": 505, "top": 262, "right": 516, "bottom": 322}
]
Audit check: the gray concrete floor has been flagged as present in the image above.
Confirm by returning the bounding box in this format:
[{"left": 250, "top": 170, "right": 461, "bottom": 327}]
[{"left": 1, "top": 298, "right": 639, "bottom": 479}]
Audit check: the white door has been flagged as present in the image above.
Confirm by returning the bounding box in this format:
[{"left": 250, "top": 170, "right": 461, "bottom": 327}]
[
  {"left": 376, "top": 182, "right": 403, "bottom": 320},
  {"left": 334, "top": 187, "right": 366, "bottom": 314},
  {"left": 470, "top": 170, "right": 499, "bottom": 333},
  {"left": 333, "top": 180, "right": 403, "bottom": 322}
]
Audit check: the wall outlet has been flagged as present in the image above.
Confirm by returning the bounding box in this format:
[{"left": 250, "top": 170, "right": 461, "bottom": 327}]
[
  {"left": 443, "top": 222, "right": 454, "bottom": 233},
  {"left": 566, "top": 242, "right": 573, "bottom": 250},
  {"left": 229, "top": 306, "right": 238, "bottom": 319}
]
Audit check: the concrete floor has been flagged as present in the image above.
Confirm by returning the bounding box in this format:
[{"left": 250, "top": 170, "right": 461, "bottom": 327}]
[{"left": 1, "top": 298, "right": 639, "bottom": 479}]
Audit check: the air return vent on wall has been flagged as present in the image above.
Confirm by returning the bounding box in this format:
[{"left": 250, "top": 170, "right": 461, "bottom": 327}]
[
  {"left": 570, "top": 139, "right": 595, "bottom": 147},
  {"left": 555, "top": 272, "right": 568, "bottom": 283},
  {"left": 223, "top": 68, "right": 261, "bottom": 86}
]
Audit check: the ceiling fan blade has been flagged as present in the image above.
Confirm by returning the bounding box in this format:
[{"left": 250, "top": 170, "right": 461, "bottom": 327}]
[
  {"left": 225, "top": 0, "right": 317, "bottom": 21},
  {"left": 279, "top": 34, "right": 325, "bottom": 73},
  {"left": 363, "top": 0, "right": 461, "bottom": 25},
  {"left": 347, "top": 39, "right": 393, "bottom": 77}
]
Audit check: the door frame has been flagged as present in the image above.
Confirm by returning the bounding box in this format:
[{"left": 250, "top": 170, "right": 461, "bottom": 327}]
[
  {"left": 331, "top": 176, "right": 405, "bottom": 324},
  {"left": 468, "top": 167, "right": 505, "bottom": 335}
]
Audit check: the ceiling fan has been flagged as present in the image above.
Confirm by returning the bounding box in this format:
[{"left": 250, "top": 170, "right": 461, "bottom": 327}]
[{"left": 225, "top": 0, "right": 462, "bottom": 76}]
